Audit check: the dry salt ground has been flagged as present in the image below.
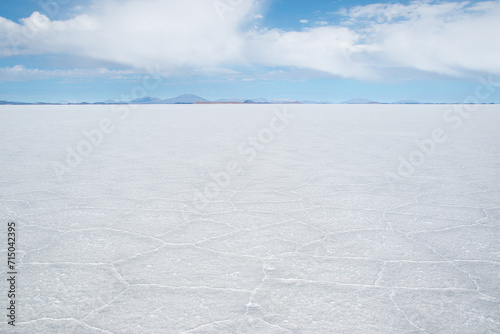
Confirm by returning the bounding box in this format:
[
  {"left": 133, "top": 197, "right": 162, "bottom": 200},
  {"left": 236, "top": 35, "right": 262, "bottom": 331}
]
[{"left": 1, "top": 104, "right": 499, "bottom": 333}]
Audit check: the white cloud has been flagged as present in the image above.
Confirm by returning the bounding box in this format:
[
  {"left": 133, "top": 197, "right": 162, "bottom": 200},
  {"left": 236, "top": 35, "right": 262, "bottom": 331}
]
[
  {"left": 0, "top": 0, "right": 499, "bottom": 80},
  {"left": 300, "top": 19, "right": 309, "bottom": 23},
  {"left": 356, "top": 0, "right": 500, "bottom": 76},
  {"left": 0, "top": 11, "right": 98, "bottom": 59},
  {"left": 244, "top": 27, "right": 373, "bottom": 79},
  {"left": 344, "top": 1, "right": 468, "bottom": 21},
  {"left": 0, "top": 0, "right": 256, "bottom": 71},
  {"left": 0, "top": 65, "right": 137, "bottom": 81}
]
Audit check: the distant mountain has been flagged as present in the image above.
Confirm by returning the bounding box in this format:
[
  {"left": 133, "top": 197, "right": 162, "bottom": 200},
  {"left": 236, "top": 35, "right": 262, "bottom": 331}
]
[
  {"left": 216, "top": 97, "right": 270, "bottom": 103},
  {"left": 267, "top": 98, "right": 302, "bottom": 104},
  {"left": 243, "top": 99, "right": 270, "bottom": 104},
  {"left": 102, "top": 99, "right": 118, "bottom": 104},
  {"left": 163, "top": 94, "right": 208, "bottom": 104},
  {"left": 393, "top": 100, "right": 421, "bottom": 104},
  {"left": 216, "top": 97, "right": 302, "bottom": 104},
  {"left": 131, "top": 96, "right": 163, "bottom": 104},
  {"left": 250, "top": 98, "right": 269, "bottom": 103},
  {"left": 216, "top": 98, "right": 246, "bottom": 103},
  {"left": 341, "top": 98, "right": 379, "bottom": 104},
  {"left": 0, "top": 100, "right": 30, "bottom": 105},
  {"left": 300, "top": 100, "right": 332, "bottom": 104},
  {"left": 127, "top": 94, "right": 208, "bottom": 104},
  {"left": 2, "top": 96, "right": 493, "bottom": 106}
]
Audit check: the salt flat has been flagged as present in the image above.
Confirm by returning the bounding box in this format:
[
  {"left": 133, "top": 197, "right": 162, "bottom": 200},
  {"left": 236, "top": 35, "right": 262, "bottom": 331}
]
[{"left": 1, "top": 104, "right": 499, "bottom": 333}]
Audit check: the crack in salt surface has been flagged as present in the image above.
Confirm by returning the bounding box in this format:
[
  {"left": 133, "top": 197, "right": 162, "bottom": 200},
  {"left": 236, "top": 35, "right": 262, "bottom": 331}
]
[
  {"left": 16, "top": 317, "right": 116, "bottom": 334},
  {"left": 390, "top": 291, "right": 429, "bottom": 334},
  {"left": 2, "top": 105, "right": 499, "bottom": 333}
]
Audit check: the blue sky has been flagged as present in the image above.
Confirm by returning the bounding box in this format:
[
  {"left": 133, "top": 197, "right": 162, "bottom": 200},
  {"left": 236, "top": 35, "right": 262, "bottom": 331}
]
[{"left": 0, "top": 0, "right": 499, "bottom": 103}]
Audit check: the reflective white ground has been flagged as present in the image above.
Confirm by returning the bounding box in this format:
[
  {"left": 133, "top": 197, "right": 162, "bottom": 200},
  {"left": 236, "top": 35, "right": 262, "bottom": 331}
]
[{"left": 1, "top": 104, "right": 499, "bottom": 333}]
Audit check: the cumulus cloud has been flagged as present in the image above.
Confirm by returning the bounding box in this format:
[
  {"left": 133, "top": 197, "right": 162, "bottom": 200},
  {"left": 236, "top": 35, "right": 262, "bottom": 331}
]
[
  {"left": 0, "top": 12, "right": 97, "bottom": 57},
  {"left": 244, "top": 27, "right": 372, "bottom": 79},
  {"left": 0, "top": 0, "right": 499, "bottom": 80},
  {"left": 346, "top": 0, "right": 500, "bottom": 76},
  {"left": 0, "top": 0, "right": 256, "bottom": 71}
]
